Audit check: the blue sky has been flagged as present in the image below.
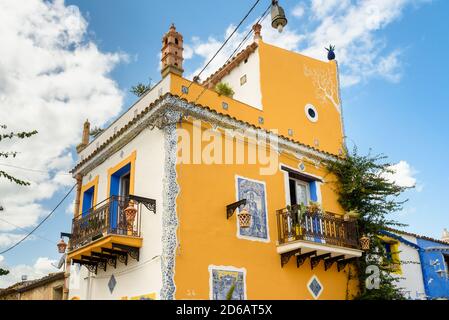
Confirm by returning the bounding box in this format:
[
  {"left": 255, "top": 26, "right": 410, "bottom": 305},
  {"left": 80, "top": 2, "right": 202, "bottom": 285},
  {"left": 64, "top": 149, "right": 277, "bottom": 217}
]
[{"left": 0, "top": 0, "right": 448, "bottom": 286}]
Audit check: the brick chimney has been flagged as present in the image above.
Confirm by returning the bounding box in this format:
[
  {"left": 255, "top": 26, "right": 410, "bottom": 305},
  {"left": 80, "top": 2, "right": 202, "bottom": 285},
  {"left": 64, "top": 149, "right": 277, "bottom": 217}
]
[
  {"left": 161, "top": 23, "right": 184, "bottom": 78},
  {"left": 253, "top": 23, "right": 262, "bottom": 42},
  {"left": 76, "top": 119, "right": 90, "bottom": 153}
]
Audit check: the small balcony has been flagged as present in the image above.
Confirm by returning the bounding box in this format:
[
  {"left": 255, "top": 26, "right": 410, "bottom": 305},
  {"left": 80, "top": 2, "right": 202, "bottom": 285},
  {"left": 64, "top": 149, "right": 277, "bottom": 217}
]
[
  {"left": 67, "top": 195, "right": 156, "bottom": 274},
  {"left": 276, "top": 205, "right": 363, "bottom": 269}
]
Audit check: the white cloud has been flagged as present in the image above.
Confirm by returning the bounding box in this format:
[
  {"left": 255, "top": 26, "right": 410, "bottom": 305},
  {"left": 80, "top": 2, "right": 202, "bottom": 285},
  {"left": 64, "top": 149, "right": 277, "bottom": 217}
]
[
  {"left": 185, "top": 0, "right": 431, "bottom": 87},
  {"left": 0, "top": 233, "right": 27, "bottom": 247},
  {"left": 383, "top": 160, "right": 418, "bottom": 188},
  {"left": 0, "top": 256, "right": 59, "bottom": 288},
  {"left": 186, "top": 19, "right": 304, "bottom": 80},
  {"left": 292, "top": 4, "right": 306, "bottom": 18},
  {"left": 0, "top": 0, "right": 126, "bottom": 241}
]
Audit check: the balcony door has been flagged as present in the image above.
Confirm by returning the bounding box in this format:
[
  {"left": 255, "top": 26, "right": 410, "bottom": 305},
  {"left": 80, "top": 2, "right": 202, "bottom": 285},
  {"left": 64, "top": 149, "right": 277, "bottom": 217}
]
[
  {"left": 289, "top": 178, "right": 310, "bottom": 206},
  {"left": 120, "top": 173, "right": 130, "bottom": 199},
  {"left": 109, "top": 163, "right": 131, "bottom": 232}
]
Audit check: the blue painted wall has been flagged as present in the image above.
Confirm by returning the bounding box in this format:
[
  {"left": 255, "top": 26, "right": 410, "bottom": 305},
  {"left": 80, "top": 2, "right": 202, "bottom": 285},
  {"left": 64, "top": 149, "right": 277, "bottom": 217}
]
[{"left": 416, "top": 238, "right": 449, "bottom": 299}]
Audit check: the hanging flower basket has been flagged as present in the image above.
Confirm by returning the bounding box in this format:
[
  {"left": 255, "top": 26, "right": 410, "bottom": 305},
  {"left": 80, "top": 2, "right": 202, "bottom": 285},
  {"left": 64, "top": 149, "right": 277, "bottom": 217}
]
[
  {"left": 124, "top": 200, "right": 137, "bottom": 231},
  {"left": 360, "top": 235, "right": 370, "bottom": 251},
  {"left": 237, "top": 208, "right": 251, "bottom": 229}
]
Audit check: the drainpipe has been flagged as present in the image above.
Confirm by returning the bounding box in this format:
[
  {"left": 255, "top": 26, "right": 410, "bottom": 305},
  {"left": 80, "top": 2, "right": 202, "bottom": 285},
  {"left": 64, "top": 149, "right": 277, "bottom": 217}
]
[{"left": 73, "top": 174, "right": 82, "bottom": 218}]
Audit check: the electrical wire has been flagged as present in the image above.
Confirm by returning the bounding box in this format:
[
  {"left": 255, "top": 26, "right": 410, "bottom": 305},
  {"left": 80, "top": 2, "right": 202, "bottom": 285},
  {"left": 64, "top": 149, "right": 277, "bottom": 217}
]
[
  {"left": 178, "top": 0, "right": 263, "bottom": 100},
  {"left": 193, "top": 3, "right": 272, "bottom": 104},
  {"left": 192, "top": 0, "right": 261, "bottom": 83},
  {"left": 0, "top": 163, "right": 71, "bottom": 176},
  {"left": 0, "top": 184, "right": 76, "bottom": 255},
  {"left": 0, "top": 217, "right": 57, "bottom": 245}
]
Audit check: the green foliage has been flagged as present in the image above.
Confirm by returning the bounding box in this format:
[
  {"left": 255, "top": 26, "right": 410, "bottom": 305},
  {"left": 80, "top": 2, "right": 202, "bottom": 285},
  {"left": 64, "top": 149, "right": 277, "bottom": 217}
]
[
  {"left": 130, "top": 83, "right": 151, "bottom": 97},
  {"left": 325, "top": 45, "right": 336, "bottom": 53},
  {"left": 215, "top": 82, "right": 235, "bottom": 97},
  {"left": 0, "top": 125, "right": 37, "bottom": 186},
  {"left": 324, "top": 147, "right": 410, "bottom": 300},
  {"left": 0, "top": 268, "right": 9, "bottom": 276},
  {"left": 89, "top": 127, "right": 104, "bottom": 138}
]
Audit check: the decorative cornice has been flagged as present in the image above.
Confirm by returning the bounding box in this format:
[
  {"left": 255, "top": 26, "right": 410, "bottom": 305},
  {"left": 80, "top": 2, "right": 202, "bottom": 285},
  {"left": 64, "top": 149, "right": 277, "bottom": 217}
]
[
  {"left": 71, "top": 93, "right": 339, "bottom": 175},
  {"left": 202, "top": 42, "right": 258, "bottom": 88}
]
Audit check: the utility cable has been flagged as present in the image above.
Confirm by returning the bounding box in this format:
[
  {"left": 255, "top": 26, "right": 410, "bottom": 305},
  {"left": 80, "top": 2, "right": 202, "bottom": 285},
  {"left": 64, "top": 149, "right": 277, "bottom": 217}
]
[
  {"left": 193, "top": 3, "right": 272, "bottom": 104},
  {"left": 0, "top": 184, "right": 75, "bottom": 255}
]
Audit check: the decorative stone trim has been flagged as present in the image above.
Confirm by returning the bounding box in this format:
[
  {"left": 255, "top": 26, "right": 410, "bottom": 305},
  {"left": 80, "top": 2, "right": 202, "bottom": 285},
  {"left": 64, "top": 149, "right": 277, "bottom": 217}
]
[
  {"left": 72, "top": 94, "right": 338, "bottom": 177},
  {"left": 160, "top": 109, "right": 181, "bottom": 300}
]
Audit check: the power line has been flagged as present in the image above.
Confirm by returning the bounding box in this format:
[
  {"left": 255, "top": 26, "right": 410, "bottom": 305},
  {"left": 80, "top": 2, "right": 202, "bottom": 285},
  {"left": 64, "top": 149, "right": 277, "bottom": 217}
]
[
  {"left": 193, "top": 3, "right": 272, "bottom": 104},
  {"left": 192, "top": 0, "right": 261, "bottom": 83},
  {"left": 0, "top": 217, "right": 57, "bottom": 245},
  {"left": 0, "top": 184, "right": 76, "bottom": 255},
  {"left": 0, "top": 163, "right": 71, "bottom": 176},
  {"left": 179, "top": 0, "right": 262, "bottom": 99}
]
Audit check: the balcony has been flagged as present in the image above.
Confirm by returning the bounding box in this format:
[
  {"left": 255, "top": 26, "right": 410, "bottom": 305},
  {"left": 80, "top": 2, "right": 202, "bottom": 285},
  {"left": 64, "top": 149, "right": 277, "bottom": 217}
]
[
  {"left": 67, "top": 195, "right": 156, "bottom": 274},
  {"left": 276, "top": 205, "right": 363, "bottom": 269}
]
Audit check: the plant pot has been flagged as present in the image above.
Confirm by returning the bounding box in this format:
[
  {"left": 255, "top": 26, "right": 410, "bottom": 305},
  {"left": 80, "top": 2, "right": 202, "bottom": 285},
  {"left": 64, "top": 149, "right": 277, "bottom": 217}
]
[
  {"left": 237, "top": 208, "right": 251, "bottom": 229},
  {"left": 360, "top": 235, "right": 370, "bottom": 251},
  {"left": 124, "top": 201, "right": 137, "bottom": 231}
]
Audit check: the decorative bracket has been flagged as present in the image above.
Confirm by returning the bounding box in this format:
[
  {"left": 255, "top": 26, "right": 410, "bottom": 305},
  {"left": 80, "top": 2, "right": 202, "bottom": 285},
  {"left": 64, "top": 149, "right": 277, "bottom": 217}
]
[
  {"left": 112, "top": 243, "right": 140, "bottom": 262},
  {"left": 311, "top": 253, "right": 331, "bottom": 270},
  {"left": 129, "top": 195, "right": 156, "bottom": 214},
  {"left": 324, "top": 255, "right": 345, "bottom": 271},
  {"left": 337, "top": 257, "right": 358, "bottom": 272},
  {"left": 280, "top": 249, "right": 301, "bottom": 268},
  {"left": 72, "top": 259, "right": 98, "bottom": 274},
  {"left": 82, "top": 255, "right": 107, "bottom": 272},
  {"left": 296, "top": 251, "right": 317, "bottom": 268},
  {"left": 102, "top": 248, "right": 128, "bottom": 266},
  {"left": 91, "top": 251, "right": 117, "bottom": 269},
  {"left": 226, "top": 199, "right": 247, "bottom": 220},
  {"left": 60, "top": 232, "right": 72, "bottom": 239}
]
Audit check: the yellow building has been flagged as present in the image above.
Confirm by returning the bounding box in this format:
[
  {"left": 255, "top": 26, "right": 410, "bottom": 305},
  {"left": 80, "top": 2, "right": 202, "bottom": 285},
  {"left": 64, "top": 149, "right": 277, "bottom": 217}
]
[{"left": 66, "top": 23, "right": 362, "bottom": 300}]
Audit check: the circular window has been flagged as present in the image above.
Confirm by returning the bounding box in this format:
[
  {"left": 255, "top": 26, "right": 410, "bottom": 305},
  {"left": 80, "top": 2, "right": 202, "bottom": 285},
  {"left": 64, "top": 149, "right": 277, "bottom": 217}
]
[{"left": 305, "top": 104, "right": 318, "bottom": 123}]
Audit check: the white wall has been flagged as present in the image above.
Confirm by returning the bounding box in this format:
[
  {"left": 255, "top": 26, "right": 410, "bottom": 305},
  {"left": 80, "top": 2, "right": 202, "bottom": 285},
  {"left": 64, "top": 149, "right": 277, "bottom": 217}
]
[
  {"left": 393, "top": 234, "right": 426, "bottom": 300},
  {"left": 69, "top": 127, "right": 166, "bottom": 300},
  {"left": 78, "top": 76, "right": 171, "bottom": 161},
  {"left": 220, "top": 48, "right": 263, "bottom": 110}
]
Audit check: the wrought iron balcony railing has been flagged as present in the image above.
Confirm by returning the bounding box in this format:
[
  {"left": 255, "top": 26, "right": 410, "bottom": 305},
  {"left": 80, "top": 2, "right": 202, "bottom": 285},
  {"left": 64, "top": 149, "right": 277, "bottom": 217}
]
[
  {"left": 69, "top": 195, "right": 155, "bottom": 251},
  {"left": 276, "top": 205, "right": 360, "bottom": 250}
]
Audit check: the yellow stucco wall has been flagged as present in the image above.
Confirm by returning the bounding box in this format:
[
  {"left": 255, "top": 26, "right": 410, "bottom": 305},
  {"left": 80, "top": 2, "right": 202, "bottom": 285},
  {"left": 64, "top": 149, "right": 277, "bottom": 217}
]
[
  {"left": 168, "top": 39, "right": 355, "bottom": 299},
  {"left": 170, "top": 40, "right": 344, "bottom": 156},
  {"left": 258, "top": 42, "right": 344, "bottom": 155},
  {"left": 173, "top": 120, "right": 358, "bottom": 300}
]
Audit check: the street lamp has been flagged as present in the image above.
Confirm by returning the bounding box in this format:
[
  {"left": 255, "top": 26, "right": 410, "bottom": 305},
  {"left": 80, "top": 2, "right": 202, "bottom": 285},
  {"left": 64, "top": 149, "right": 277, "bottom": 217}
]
[
  {"left": 271, "top": 0, "right": 288, "bottom": 33},
  {"left": 57, "top": 238, "right": 68, "bottom": 254}
]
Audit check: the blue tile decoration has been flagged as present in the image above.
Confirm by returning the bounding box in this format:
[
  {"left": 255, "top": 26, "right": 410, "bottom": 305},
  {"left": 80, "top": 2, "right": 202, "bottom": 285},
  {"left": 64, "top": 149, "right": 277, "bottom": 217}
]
[
  {"left": 211, "top": 268, "right": 245, "bottom": 300},
  {"left": 308, "top": 276, "right": 323, "bottom": 299},
  {"left": 237, "top": 177, "right": 268, "bottom": 241},
  {"left": 108, "top": 274, "right": 117, "bottom": 294}
]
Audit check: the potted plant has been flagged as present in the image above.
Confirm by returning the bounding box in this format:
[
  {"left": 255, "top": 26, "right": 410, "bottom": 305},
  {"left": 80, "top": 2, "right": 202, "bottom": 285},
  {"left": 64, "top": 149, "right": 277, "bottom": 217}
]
[
  {"left": 307, "top": 201, "right": 321, "bottom": 215},
  {"left": 215, "top": 82, "right": 235, "bottom": 98},
  {"left": 124, "top": 200, "right": 137, "bottom": 233}
]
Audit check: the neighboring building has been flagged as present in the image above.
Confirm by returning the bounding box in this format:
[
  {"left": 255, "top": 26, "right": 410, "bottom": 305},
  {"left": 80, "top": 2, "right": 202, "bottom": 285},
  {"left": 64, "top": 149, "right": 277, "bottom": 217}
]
[
  {"left": 66, "top": 23, "right": 364, "bottom": 300},
  {"left": 382, "top": 229, "right": 449, "bottom": 300},
  {"left": 0, "top": 272, "right": 65, "bottom": 300}
]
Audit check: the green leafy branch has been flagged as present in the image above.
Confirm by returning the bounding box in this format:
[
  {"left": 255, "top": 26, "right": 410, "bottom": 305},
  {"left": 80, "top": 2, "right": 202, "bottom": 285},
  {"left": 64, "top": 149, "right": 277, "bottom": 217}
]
[{"left": 0, "top": 124, "right": 38, "bottom": 186}]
